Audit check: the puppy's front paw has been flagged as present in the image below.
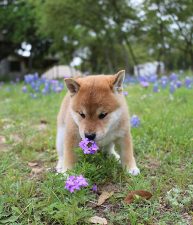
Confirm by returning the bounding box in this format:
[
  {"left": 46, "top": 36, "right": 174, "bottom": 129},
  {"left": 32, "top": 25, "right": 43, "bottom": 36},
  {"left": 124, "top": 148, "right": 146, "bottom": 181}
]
[
  {"left": 56, "top": 166, "right": 66, "bottom": 174},
  {"left": 128, "top": 167, "right": 140, "bottom": 176},
  {"left": 56, "top": 161, "right": 67, "bottom": 174}
]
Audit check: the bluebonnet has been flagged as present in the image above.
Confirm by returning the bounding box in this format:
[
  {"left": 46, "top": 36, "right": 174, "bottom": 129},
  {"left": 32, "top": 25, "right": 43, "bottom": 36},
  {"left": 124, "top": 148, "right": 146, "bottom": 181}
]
[
  {"left": 176, "top": 80, "right": 182, "bottom": 88},
  {"left": 148, "top": 74, "right": 157, "bottom": 83},
  {"left": 170, "top": 83, "right": 176, "bottom": 94},
  {"left": 130, "top": 115, "right": 140, "bottom": 128},
  {"left": 169, "top": 73, "right": 178, "bottom": 81},
  {"left": 184, "top": 77, "right": 192, "bottom": 89},
  {"left": 160, "top": 76, "right": 168, "bottom": 89},
  {"left": 153, "top": 83, "right": 159, "bottom": 92},
  {"left": 22, "top": 86, "right": 27, "bottom": 93},
  {"left": 23, "top": 73, "right": 64, "bottom": 98}
]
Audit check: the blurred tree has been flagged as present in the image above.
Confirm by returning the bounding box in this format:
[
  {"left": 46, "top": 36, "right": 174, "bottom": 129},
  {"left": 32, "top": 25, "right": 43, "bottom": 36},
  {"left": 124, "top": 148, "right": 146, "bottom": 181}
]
[
  {"left": 33, "top": 0, "right": 143, "bottom": 73},
  {"left": 144, "top": 0, "right": 193, "bottom": 70},
  {"left": 1, "top": 0, "right": 192, "bottom": 73},
  {"left": 0, "top": 0, "right": 50, "bottom": 69}
]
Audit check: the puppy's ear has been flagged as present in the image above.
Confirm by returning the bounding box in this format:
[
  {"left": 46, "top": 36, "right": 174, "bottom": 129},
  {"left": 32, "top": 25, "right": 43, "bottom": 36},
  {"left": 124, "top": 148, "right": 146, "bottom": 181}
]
[
  {"left": 65, "top": 78, "right": 80, "bottom": 96},
  {"left": 113, "top": 70, "right": 125, "bottom": 92}
]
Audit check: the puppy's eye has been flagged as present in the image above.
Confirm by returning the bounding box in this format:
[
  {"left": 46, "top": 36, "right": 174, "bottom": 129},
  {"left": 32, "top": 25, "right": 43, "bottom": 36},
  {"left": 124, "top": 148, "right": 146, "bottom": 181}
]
[
  {"left": 79, "top": 112, "right": 85, "bottom": 118},
  {"left": 98, "top": 113, "right": 107, "bottom": 119}
]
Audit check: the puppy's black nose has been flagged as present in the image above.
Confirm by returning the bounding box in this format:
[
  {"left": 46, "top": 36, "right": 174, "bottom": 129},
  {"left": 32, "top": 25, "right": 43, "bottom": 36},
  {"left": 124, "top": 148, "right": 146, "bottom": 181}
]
[{"left": 85, "top": 133, "right": 96, "bottom": 140}]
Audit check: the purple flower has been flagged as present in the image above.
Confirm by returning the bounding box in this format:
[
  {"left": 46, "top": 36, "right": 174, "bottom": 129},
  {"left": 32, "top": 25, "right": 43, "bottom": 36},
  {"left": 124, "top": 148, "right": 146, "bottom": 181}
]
[
  {"left": 92, "top": 184, "right": 98, "bottom": 192},
  {"left": 65, "top": 175, "right": 88, "bottom": 193},
  {"left": 184, "top": 77, "right": 192, "bottom": 88},
  {"left": 160, "top": 76, "right": 168, "bottom": 89},
  {"left": 176, "top": 80, "right": 182, "bottom": 88},
  {"left": 53, "top": 86, "right": 63, "bottom": 93},
  {"left": 138, "top": 75, "right": 147, "bottom": 82},
  {"left": 79, "top": 138, "right": 99, "bottom": 154},
  {"left": 23, "top": 72, "right": 65, "bottom": 97},
  {"left": 153, "top": 83, "right": 159, "bottom": 92},
  {"left": 140, "top": 81, "right": 149, "bottom": 88},
  {"left": 169, "top": 73, "right": 178, "bottom": 81},
  {"left": 22, "top": 86, "right": 27, "bottom": 93},
  {"left": 130, "top": 115, "right": 140, "bottom": 128},
  {"left": 64, "top": 75, "right": 71, "bottom": 78},
  {"left": 148, "top": 74, "right": 157, "bottom": 83},
  {"left": 161, "top": 80, "right": 167, "bottom": 89},
  {"left": 123, "top": 91, "right": 128, "bottom": 96},
  {"left": 170, "top": 83, "right": 176, "bottom": 94}
]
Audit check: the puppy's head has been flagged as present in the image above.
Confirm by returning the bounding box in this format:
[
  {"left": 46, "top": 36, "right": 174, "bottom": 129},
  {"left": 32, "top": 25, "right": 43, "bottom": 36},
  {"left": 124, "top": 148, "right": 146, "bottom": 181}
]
[{"left": 65, "top": 70, "right": 125, "bottom": 142}]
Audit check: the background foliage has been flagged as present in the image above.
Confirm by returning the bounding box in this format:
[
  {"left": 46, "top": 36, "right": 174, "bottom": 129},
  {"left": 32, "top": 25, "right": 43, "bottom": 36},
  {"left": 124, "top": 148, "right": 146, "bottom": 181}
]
[{"left": 0, "top": 0, "right": 192, "bottom": 73}]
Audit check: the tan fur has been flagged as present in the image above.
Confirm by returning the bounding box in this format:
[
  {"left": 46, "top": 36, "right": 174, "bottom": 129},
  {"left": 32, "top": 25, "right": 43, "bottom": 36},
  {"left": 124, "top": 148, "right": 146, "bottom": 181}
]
[{"left": 56, "top": 70, "right": 140, "bottom": 175}]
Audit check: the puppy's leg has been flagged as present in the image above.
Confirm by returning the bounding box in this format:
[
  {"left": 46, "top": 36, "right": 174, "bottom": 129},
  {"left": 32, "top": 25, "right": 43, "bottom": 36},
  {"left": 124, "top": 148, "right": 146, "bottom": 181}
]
[
  {"left": 56, "top": 125, "right": 65, "bottom": 173},
  {"left": 104, "top": 143, "right": 120, "bottom": 160},
  {"left": 119, "top": 133, "right": 140, "bottom": 176}
]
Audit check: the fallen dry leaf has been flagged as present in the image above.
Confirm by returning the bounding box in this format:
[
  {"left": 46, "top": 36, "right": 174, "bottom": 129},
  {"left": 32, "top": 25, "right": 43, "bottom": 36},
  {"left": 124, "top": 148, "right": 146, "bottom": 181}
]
[
  {"left": 97, "top": 191, "right": 114, "bottom": 206},
  {"left": 28, "top": 162, "right": 38, "bottom": 167},
  {"left": 124, "top": 190, "right": 152, "bottom": 204},
  {"left": 88, "top": 216, "right": 107, "bottom": 225},
  {"left": 28, "top": 161, "right": 44, "bottom": 175}
]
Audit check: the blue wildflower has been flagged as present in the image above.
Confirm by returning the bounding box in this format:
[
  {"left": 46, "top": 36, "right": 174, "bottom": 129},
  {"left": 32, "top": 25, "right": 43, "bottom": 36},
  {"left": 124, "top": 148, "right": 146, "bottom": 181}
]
[
  {"left": 130, "top": 115, "right": 140, "bottom": 128},
  {"left": 170, "top": 83, "right": 176, "bottom": 94},
  {"left": 22, "top": 86, "right": 27, "bottom": 93},
  {"left": 169, "top": 73, "right": 178, "bottom": 81},
  {"left": 153, "top": 83, "right": 159, "bottom": 92},
  {"left": 184, "top": 77, "right": 192, "bottom": 89},
  {"left": 176, "top": 80, "right": 182, "bottom": 88}
]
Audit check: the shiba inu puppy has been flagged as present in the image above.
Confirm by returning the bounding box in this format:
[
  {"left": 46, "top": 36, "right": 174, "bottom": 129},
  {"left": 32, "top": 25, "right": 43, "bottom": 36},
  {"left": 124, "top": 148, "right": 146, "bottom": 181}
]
[{"left": 56, "top": 70, "right": 140, "bottom": 175}]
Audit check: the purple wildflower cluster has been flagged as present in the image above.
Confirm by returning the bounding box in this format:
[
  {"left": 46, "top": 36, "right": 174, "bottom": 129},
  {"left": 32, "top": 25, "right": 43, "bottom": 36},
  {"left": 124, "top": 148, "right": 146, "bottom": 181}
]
[
  {"left": 79, "top": 138, "right": 99, "bottom": 154},
  {"left": 130, "top": 115, "right": 140, "bottom": 128},
  {"left": 64, "top": 139, "right": 99, "bottom": 193},
  {"left": 65, "top": 175, "right": 88, "bottom": 193},
  {"left": 22, "top": 73, "right": 64, "bottom": 98},
  {"left": 137, "top": 73, "right": 193, "bottom": 94}
]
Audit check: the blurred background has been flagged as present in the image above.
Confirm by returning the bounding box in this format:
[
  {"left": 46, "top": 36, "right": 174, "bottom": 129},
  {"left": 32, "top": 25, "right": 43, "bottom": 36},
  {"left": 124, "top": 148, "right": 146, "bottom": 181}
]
[{"left": 0, "top": 0, "right": 192, "bottom": 80}]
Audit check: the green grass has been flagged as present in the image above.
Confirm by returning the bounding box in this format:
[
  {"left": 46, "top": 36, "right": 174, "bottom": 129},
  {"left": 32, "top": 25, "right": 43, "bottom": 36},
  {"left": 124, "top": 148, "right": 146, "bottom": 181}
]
[{"left": 0, "top": 82, "right": 193, "bottom": 225}]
